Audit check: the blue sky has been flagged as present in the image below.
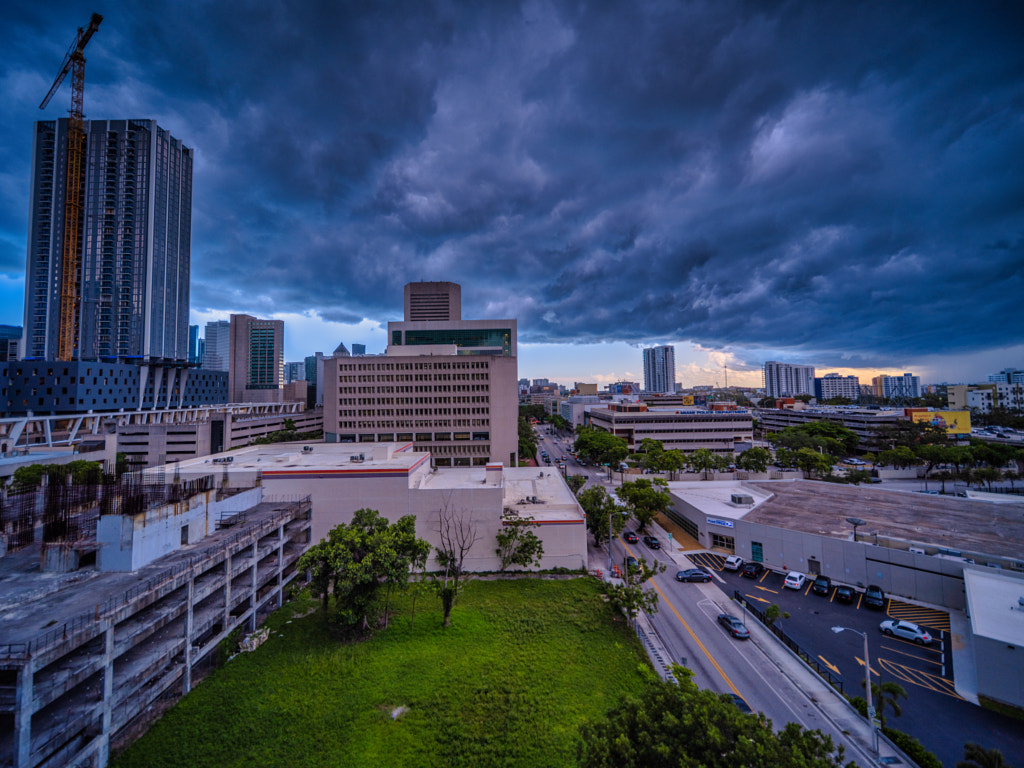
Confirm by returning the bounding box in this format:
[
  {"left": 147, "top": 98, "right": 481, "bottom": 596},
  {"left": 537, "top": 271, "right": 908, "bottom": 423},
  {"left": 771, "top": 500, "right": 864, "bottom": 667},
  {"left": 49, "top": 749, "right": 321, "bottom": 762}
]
[{"left": 2, "top": 1, "right": 1022, "bottom": 388}]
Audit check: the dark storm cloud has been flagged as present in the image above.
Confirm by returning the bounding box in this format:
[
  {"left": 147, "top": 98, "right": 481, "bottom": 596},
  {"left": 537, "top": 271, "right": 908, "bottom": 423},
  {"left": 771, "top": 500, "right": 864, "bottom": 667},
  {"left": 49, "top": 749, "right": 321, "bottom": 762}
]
[{"left": 3, "top": 1, "right": 1022, "bottom": 365}]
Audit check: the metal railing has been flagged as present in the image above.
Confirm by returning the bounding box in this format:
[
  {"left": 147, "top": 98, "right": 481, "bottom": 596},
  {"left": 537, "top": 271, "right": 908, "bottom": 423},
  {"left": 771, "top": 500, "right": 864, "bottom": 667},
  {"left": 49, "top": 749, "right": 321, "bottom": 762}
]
[{"left": 733, "top": 590, "right": 843, "bottom": 693}]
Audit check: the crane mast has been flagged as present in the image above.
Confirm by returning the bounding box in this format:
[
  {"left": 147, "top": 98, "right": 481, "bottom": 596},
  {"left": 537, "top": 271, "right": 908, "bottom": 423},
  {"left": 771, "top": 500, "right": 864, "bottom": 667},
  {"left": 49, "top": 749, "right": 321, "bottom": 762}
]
[{"left": 39, "top": 13, "right": 103, "bottom": 361}]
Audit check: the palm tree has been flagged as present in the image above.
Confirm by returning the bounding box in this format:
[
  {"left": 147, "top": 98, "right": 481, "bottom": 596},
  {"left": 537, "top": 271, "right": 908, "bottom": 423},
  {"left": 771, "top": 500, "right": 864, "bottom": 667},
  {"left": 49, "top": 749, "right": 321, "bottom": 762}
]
[
  {"left": 957, "top": 742, "right": 1009, "bottom": 768},
  {"left": 861, "top": 680, "right": 907, "bottom": 725}
]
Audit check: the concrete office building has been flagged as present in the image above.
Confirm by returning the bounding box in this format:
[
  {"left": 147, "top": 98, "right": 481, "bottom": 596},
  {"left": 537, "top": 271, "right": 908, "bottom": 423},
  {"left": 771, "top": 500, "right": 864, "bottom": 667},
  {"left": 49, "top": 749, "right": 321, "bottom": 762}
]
[
  {"left": 0, "top": 477, "right": 311, "bottom": 768},
  {"left": 814, "top": 373, "right": 860, "bottom": 401},
  {"left": 202, "top": 320, "right": 230, "bottom": 371},
  {"left": 763, "top": 361, "right": 815, "bottom": 398},
  {"left": 663, "top": 479, "right": 1024, "bottom": 709},
  {"left": 872, "top": 373, "right": 921, "bottom": 400},
  {"left": 586, "top": 402, "right": 753, "bottom": 455},
  {"left": 284, "top": 361, "right": 306, "bottom": 383},
  {"left": 228, "top": 314, "right": 284, "bottom": 404},
  {"left": 987, "top": 368, "right": 1024, "bottom": 384},
  {"left": 643, "top": 345, "right": 676, "bottom": 394},
  {"left": 949, "top": 382, "right": 1024, "bottom": 415},
  {"left": 23, "top": 119, "right": 192, "bottom": 363},
  {"left": 324, "top": 282, "right": 519, "bottom": 466}
]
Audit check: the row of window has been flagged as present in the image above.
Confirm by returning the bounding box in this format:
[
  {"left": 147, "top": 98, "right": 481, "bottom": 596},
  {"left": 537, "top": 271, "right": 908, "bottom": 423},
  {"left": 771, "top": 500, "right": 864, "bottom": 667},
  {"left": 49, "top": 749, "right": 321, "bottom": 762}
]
[{"left": 338, "top": 360, "right": 491, "bottom": 372}]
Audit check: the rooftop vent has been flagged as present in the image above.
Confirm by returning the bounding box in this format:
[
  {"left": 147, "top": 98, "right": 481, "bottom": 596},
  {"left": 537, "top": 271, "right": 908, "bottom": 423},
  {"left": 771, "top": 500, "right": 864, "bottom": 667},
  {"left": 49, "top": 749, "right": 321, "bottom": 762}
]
[
  {"left": 302, "top": 446, "right": 314, "bottom": 453},
  {"left": 730, "top": 493, "right": 754, "bottom": 506}
]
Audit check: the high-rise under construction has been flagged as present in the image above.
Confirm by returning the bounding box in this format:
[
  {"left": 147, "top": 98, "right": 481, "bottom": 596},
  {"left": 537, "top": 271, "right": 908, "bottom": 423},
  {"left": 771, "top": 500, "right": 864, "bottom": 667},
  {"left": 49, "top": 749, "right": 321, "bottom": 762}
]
[{"left": 23, "top": 118, "right": 193, "bottom": 363}]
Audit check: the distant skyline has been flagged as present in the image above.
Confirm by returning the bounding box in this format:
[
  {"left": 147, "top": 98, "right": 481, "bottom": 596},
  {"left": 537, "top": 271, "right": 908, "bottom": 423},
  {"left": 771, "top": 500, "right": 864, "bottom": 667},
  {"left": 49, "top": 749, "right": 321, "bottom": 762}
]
[{"left": 2, "top": 2, "right": 1022, "bottom": 387}]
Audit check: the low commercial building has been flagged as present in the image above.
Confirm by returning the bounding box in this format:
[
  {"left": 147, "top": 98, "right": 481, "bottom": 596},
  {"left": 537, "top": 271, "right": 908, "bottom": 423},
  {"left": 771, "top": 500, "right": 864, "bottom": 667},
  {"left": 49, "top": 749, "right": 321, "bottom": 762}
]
[
  {"left": 0, "top": 478, "right": 311, "bottom": 768},
  {"left": 586, "top": 403, "right": 753, "bottom": 455},
  {"left": 167, "top": 442, "right": 587, "bottom": 572},
  {"left": 663, "top": 479, "right": 1024, "bottom": 708}
]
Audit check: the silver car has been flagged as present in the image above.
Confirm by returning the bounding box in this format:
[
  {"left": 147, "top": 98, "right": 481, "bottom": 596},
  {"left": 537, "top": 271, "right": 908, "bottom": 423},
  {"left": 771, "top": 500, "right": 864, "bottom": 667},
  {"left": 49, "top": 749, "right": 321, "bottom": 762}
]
[{"left": 879, "top": 619, "right": 932, "bottom": 645}]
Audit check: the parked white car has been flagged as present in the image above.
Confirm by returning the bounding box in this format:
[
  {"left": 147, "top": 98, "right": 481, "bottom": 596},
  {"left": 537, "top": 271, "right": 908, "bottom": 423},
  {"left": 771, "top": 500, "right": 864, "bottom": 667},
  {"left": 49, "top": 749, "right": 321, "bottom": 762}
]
[
  {"left": 724, "top": 555, "right": 744, "bottom": 571},
  {"left": 783, "top": 571, "right": 806, "bottom": 590},
  {"left": 880, "top": 619, "right": 933, "bottom": 645}
]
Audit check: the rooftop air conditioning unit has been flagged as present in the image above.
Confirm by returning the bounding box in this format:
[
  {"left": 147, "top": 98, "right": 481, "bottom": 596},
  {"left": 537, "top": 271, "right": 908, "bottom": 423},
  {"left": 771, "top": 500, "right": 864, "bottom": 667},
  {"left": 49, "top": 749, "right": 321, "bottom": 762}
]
[
  {"left": 302, "top": 446, "right": 313, "bottom": 453},
  {"left": 731, "top": 493, "right": 754, "bottom": 505}
]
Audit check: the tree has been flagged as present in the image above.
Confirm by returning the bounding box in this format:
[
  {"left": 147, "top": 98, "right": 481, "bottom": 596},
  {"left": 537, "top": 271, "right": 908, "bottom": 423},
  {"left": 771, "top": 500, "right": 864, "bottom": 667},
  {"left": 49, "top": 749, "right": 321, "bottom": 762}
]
[
  {"left": 861, "top": 679, "right": 907, "bottom": 726},
  {"left": 578, "top": 486, "right": 625, "bottom": 546},
  {"left": 736, "top": 446, "right": 772, "bottom": 473},
  {"left": 957, "top": 743, "right": 1010, "bottom": 768},
  {"left": 795, "top": 448, "right": 833, "bottom": 479},
  {"left": 297, "top": 540, "right": 335, "bottom": 614},
  {"left": 376, "top": 515, "right": 431, "bottom": 628},
  {"left": 688, "top": 448, "right": 721, "bottom": 480},
  {"left": 566, "top": 474, "right": 586, "bottom": 495},
  {"left": 660, "top": 449, "right": 686, "bottom": 480},
  {"left": 765, "top": 603, "right": 790, "bottom": 628},
  {"left": 603, "top": 556, "right": 665, "bottom": 628},
  {"left": 282, "top": 417, "right": 296, "bottom": 432},
  {"left": 433, "top": 499, "right": 480, "bottom": 627},
  {"left": 296, "top": 510, "right": 430, "bottom": 630},
  {"left": 518, "top": 415, "right": 539, "bottom": 462},
  {"left": 495, "top": 513, "right": 544, "bottom": 572},
  {"left": 12, "top": 464, "right": 46, "bottom": 491},
  {"left": 769, "top": 421, "right": 860, "bottom": 459},
  {"left": 577, "top": 667, "right": 850, "bottom": 768},
  {"left": 636, "top": 438, "right": 664, "bottom": 471},
  {"left": 616, "top": 478, "right": 670, "bottom": 533},
  {"left": 877, "top": 446, "right": 921, "bottom": 469},
  {"left": 574, "top": 427, "right": 629, "bottom": 467}
]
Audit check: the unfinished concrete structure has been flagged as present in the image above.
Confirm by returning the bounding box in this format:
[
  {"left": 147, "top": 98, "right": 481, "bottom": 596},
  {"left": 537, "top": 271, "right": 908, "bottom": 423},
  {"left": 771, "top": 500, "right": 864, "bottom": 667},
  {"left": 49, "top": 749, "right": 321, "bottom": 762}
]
[{"left": 0, "top": 473, "right": 311, "bottom": 768}]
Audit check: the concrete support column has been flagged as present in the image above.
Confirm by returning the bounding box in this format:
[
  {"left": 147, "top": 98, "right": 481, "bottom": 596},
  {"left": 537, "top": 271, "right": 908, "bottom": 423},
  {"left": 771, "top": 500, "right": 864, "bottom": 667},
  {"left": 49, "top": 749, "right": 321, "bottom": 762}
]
[
  {"left": 178, "top": 368, "right": 190, "bottom": 408},
  {"left": 224, "top": 551, "right": 232, "bottom": 630},
  {"left": 138, "top": 365, "right": 150, "bottom": 409},
  {"left": 276, "top": 524, "right": 284, "bottom": 608},
  {"left": 183, "top": 578, "right": 194, "bottom": 694},
  {"left": 249, "top": 542, "right": 258, "bottom": 633},
  {"left": 14, "top": 659, "right": 34, "bottom": 768},
  {"left": 98, "top": 621, "right": 115, "bottom": 766}
]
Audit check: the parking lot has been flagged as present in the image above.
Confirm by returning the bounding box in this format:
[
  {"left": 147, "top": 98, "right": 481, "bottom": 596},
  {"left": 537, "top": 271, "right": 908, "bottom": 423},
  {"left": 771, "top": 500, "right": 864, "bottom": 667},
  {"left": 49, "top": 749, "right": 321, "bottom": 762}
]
[{"left": 686, "top": 552, "right": 1024, "bottom": 766}]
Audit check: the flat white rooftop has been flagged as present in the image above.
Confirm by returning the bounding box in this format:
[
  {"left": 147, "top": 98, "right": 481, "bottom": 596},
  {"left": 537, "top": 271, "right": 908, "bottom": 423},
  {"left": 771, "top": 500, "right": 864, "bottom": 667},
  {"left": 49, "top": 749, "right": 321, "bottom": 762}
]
[
  {"left": 167, "top": 441, "right": 430, "bottom": 477},
  {"left": 964, "top": 568, "right": 1024, "bottom": 646},
  {"left": 417, "top": 466, "right": 584, "bottom": 523},
  {"left": 666, "top": 480, "right": 773, "bottom": 521}
]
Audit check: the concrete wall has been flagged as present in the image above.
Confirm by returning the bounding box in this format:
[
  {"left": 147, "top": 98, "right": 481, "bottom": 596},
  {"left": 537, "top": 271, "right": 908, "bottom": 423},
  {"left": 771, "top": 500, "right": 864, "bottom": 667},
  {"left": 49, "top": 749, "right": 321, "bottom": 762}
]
[{"left": 974, "top": 635, "right": 1024, "bottom": 709}]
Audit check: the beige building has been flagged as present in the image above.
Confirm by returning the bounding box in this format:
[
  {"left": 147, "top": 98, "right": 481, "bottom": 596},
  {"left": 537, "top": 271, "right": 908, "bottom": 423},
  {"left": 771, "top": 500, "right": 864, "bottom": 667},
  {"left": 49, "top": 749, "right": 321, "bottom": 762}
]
[
  {"left": 167, "top": 442, "right": 587, "bottom": 572},
  {"left": 323, "top": 282, "right": 519, "bottom": 467},
  {"left": 229, "top": 314, "right": 284, "bottom": 404}
]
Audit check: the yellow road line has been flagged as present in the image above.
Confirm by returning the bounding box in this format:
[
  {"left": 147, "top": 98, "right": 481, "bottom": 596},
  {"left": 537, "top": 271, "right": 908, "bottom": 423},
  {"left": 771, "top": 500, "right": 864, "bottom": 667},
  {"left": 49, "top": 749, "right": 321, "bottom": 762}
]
[
  {"left": 648, "top": 579, "right": 741, "bottom": 696},
  {"left": 883, "top": 646, "right": 943, "bottom": 666},
  {"left": 754, "top": 585, "right": 778, "bottom": 594}
]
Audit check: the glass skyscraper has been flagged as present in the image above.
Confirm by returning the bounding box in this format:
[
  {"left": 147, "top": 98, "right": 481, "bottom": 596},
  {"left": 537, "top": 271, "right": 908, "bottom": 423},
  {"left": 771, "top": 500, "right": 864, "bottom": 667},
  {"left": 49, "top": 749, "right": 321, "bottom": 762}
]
[{"left": 23, "top": 119, "right": 192, "bottom": 362}]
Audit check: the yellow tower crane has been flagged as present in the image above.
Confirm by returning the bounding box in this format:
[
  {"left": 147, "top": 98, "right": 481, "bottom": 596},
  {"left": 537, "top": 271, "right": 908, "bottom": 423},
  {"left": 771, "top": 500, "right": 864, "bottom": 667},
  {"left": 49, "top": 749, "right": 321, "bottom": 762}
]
[{"left": 39, "top": 12, "right": 103, "bottom": 361}]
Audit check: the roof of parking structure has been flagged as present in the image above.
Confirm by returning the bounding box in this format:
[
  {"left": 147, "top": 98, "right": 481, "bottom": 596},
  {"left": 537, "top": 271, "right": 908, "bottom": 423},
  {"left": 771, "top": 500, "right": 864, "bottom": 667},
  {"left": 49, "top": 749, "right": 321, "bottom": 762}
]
[{"left": 741, "top": 480, "right": 1024, "bottom": 561}]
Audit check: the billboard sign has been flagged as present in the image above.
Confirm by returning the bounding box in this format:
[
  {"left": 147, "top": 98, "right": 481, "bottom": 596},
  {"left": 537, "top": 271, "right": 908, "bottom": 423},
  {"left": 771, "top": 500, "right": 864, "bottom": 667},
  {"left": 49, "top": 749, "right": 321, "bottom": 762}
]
[{"left": 910, "top": 410, "right": 971, "bottom": 435}]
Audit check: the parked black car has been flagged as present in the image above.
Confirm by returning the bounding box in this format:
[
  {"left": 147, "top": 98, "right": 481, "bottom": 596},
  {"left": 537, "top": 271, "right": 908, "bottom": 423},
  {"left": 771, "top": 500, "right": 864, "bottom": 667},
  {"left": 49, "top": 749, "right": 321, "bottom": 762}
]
[
  {"left": 642, "top": 535, "right": 661, "bottom": 549},
  {"left": 741, "top": 562, "right": 765, "bottom": 579},
  {"left": 864, "top": 584, "right": 886, "bottom": 609},
  {"left": 623, "top": 531, "right": 639, "bottom": 543},
  {"left": 675, "top": 568, "right": 711, "bottom": 583},
  {"left": 835, "top": 585, "right": 855, "bottom": 603},
  {"left": 811, "top": 575, "right": 832, "bottom": 596}
]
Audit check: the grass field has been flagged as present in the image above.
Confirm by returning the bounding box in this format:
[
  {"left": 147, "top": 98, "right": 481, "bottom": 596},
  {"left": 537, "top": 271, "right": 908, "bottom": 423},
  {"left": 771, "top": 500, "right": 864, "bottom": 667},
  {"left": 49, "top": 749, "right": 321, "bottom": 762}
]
[{"left": 111, "top": 578, "right": 652, "bottom": 768}]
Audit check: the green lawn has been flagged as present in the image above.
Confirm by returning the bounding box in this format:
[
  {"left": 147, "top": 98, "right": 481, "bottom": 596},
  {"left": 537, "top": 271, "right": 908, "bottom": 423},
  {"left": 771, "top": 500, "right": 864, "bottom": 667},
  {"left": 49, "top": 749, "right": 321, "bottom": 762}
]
[{"left": 112, "top": 578, "right": 651, "bottom": 768}]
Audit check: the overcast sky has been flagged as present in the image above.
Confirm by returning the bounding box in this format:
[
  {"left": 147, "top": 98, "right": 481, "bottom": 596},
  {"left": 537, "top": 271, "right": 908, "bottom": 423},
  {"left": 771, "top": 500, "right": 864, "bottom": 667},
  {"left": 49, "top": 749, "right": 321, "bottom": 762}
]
[{"left": 2, "top": 1, "right": 1022, "bottom": 387}]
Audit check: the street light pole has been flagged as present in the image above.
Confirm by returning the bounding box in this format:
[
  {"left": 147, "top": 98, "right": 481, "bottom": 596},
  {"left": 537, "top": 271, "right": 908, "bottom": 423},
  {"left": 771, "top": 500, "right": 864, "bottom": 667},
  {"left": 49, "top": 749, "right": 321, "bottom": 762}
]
[{"left": 832, "top": 625, "right": 877, "bottom": 759}]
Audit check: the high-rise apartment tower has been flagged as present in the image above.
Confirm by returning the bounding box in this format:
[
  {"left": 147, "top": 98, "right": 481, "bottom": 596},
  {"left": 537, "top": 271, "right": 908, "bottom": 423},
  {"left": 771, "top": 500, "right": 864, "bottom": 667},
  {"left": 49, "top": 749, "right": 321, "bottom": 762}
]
[
  {"left": 763, "top": 361, "right": 815, "bottom": 398},
  {"left": 643, "top": 346, "right": 676, "bottom": 394},
  {"left": 23, "top": 119, "right": 192, "bottom": 362}
]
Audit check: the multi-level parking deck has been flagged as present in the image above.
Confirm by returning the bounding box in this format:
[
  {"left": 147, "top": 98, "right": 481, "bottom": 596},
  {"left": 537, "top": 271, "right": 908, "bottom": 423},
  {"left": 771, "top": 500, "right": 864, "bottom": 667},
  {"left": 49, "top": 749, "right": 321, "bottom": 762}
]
[{"left": 0, "top": 497, "right": 311, "bottom": 768}]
